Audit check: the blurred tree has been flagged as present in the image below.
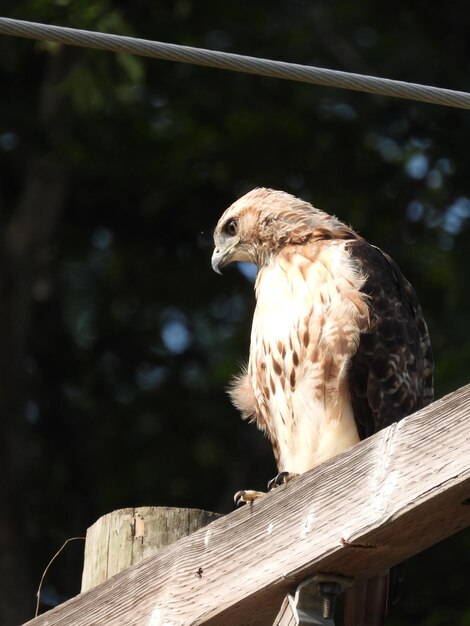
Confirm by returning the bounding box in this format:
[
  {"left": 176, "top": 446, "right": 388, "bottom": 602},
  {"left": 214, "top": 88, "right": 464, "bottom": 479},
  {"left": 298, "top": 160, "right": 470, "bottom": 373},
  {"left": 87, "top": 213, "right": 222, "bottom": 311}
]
[{"left": 0, "top": 1, "right": 469, "bottom": 624}]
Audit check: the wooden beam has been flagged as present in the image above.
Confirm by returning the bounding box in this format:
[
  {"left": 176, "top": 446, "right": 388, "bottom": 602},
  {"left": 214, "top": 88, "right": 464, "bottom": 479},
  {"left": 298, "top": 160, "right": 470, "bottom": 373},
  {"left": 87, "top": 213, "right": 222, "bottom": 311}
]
[
  {"left": 24, "top": 384, "right": 470, "bottom": 626},
  {"left": 81, "top": 507, "right": 221, "bottom": 592}
]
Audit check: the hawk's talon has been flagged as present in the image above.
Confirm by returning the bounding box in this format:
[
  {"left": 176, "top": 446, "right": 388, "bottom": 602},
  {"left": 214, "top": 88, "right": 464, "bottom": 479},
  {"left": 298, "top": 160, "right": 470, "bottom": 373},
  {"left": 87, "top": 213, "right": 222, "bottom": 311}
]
[
  {"left": 233, "top": 489, "right": 265, "bottom": 507},
  {"left": 267, "top": 471, "right": 298, "bottom": 491}
]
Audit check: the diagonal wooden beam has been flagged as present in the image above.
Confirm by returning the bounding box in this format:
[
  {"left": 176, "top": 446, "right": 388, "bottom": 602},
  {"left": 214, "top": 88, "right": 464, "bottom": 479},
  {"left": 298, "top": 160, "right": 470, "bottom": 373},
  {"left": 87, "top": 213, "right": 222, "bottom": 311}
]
[{"left": 24, "top": 384, "right": 470, "bottom": 626}]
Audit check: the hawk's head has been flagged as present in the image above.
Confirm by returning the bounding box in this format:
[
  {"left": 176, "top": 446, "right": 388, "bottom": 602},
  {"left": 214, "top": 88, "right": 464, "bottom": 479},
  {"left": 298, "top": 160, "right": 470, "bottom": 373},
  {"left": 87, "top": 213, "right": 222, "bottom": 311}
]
[{"left": 212, "top": 187, "right": 349, "bottom": 273}]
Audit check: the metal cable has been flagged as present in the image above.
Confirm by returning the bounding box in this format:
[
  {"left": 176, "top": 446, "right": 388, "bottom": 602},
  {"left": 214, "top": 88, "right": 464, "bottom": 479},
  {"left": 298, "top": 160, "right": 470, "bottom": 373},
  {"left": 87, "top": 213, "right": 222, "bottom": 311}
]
[{"left": 1, "top": 16, "right": 470, "bottom": 110}]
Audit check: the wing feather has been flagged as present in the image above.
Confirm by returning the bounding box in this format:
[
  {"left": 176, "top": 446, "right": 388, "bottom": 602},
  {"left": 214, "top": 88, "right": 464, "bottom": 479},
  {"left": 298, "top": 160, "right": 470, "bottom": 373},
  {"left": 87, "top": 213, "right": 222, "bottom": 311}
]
[{"left": 347, "top": 240, "right": 433, "bottom": 439}]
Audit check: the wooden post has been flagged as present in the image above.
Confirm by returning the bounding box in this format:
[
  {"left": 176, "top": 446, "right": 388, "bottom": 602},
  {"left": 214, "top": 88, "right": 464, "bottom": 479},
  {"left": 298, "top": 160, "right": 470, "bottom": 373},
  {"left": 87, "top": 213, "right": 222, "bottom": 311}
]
[{"left": 81, "top": 506, "right": 221, "bottom": 592}]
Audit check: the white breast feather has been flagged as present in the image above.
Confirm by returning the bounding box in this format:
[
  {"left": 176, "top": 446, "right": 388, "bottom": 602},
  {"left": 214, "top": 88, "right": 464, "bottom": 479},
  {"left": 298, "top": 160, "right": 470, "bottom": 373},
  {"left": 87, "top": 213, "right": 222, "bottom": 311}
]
[{"left": 249, "top": 242, "right": 368, "bottom": 474}]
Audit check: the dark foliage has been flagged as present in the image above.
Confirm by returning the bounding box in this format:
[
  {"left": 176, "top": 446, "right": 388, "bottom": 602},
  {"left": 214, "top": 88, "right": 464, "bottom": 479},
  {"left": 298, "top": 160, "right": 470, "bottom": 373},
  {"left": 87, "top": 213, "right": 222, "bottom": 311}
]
[{"left": 0, "top": 2, "right": 469, "bottom": 624}]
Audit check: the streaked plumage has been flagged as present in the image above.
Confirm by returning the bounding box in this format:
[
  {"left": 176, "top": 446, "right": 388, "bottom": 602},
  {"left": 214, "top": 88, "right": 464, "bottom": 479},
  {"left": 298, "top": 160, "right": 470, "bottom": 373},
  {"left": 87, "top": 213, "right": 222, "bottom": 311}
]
[{"left": 212, "top": 187, "right": 433, "bottom": 626}]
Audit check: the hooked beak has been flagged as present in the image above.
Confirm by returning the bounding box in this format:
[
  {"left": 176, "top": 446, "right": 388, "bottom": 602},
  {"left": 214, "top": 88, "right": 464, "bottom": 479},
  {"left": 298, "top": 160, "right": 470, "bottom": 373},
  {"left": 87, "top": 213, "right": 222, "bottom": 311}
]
[
  {"left": 212, "top": 236, "right": 243, "bottom": 274},
  {"left": 211, "top": 247, "right": 229, "bottom": 274}
]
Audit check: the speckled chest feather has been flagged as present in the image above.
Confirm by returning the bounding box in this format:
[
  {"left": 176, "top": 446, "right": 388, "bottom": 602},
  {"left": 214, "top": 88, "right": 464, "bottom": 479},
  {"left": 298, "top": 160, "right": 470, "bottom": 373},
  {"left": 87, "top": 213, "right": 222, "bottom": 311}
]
[{"left": 245, "top": 240, "right": 369, "bottom": 473}]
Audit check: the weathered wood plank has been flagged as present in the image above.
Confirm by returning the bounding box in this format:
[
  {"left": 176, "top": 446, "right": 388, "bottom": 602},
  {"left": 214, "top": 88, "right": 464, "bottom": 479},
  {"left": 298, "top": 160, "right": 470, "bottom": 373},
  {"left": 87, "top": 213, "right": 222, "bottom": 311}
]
[
  {"left": 25, "top": 384, "right": 470, "bottom": 626},
  {"left": 81, "top": 507, "right": 222, "bottom": 591}
]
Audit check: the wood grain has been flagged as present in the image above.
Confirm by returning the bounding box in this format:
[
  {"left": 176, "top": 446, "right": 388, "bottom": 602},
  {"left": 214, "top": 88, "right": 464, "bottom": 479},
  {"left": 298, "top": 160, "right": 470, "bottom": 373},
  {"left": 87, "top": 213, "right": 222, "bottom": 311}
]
[
  {"left": 81, "top": 507, "right": 221, "bottom": 592},
  {"left": 25, "top": 384, "right": 470, "bottom": 626}
]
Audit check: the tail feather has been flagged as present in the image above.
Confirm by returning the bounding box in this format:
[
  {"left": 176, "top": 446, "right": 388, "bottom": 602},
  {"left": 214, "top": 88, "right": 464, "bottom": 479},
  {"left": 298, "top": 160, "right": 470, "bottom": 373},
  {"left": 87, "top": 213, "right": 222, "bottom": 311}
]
[{"left": 344, "top": 572, "right": 389, "bottom": 626}]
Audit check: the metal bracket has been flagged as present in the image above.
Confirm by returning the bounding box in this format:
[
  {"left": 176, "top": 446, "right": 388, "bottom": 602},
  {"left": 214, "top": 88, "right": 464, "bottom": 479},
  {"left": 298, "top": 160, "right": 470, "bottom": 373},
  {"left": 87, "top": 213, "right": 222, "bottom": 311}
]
[{"left": 273, "top": 573, "right": 354, "bottom": 626}]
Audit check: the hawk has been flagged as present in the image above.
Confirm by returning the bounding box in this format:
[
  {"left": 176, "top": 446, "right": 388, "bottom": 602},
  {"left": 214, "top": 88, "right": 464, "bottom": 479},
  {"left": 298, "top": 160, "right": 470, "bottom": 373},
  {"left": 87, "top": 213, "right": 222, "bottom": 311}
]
[{"left": 212, "top": 188, "right": 433, "bottom": 626}]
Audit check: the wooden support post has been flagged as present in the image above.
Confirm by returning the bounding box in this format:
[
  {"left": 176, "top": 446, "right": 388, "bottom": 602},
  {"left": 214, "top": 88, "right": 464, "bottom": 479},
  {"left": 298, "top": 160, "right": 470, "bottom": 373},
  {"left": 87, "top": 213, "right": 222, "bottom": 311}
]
[{"left": 81, "top": 506, "right": 221, "bottom": 592}]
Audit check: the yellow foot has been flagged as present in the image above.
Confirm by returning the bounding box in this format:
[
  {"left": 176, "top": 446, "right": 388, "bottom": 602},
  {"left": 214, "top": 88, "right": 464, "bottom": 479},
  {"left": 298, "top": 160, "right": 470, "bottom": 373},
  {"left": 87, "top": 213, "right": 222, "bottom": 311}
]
[{"left": 234, "top": 489, "right": 265, "bottom": 507}]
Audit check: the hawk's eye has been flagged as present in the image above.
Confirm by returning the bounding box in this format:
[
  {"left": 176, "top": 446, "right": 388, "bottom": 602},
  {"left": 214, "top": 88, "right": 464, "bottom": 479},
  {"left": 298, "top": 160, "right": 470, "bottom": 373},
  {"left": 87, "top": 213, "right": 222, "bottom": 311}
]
[{"left": 224, "top": 219, "right": 238, "bottom": 236}]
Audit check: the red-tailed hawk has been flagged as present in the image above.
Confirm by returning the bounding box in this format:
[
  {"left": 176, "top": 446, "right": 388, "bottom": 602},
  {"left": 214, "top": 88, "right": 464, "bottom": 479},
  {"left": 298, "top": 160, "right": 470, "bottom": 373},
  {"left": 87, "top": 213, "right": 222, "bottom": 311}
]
[{"left": 212, "top": 188, "right": 433, "bottom": 626}]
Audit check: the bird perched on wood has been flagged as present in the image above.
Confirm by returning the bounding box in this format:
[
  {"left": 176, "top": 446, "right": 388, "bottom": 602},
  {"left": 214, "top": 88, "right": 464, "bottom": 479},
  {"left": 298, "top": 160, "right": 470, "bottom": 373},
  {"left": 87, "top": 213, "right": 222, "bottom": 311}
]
[{"left": 212, "top": 187, "right": 433, "bottom": 626}]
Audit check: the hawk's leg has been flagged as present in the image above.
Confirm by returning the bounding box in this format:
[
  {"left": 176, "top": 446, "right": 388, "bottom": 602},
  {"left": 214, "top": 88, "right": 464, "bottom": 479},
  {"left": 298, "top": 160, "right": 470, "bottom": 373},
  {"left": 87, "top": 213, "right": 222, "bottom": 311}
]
[
  {"left": 234, "top": 472, "right": 298, "bottom": 506},
  {"left": 267, "top": 471, "right": 298, "bottom": 490},
  {"left": 234, "top": 489, "right": 265, "bottom": 507}
]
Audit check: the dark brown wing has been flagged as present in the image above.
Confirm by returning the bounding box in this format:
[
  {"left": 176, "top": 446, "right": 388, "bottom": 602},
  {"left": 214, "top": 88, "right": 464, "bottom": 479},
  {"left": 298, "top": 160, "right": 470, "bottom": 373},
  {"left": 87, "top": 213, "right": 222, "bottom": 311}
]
[
  {"left": 347, "top": 240, "right": 433, "bottom": 440},
  {"left": 344, "top": 240, "right": 433, "bottom": 626}
]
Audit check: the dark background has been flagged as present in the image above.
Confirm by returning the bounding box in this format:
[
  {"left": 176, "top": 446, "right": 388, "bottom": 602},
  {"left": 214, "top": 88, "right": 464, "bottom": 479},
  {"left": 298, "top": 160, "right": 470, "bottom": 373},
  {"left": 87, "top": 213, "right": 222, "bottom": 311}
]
[{"left": 0, "top": 2, "right": 469, "bottom": 625}]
